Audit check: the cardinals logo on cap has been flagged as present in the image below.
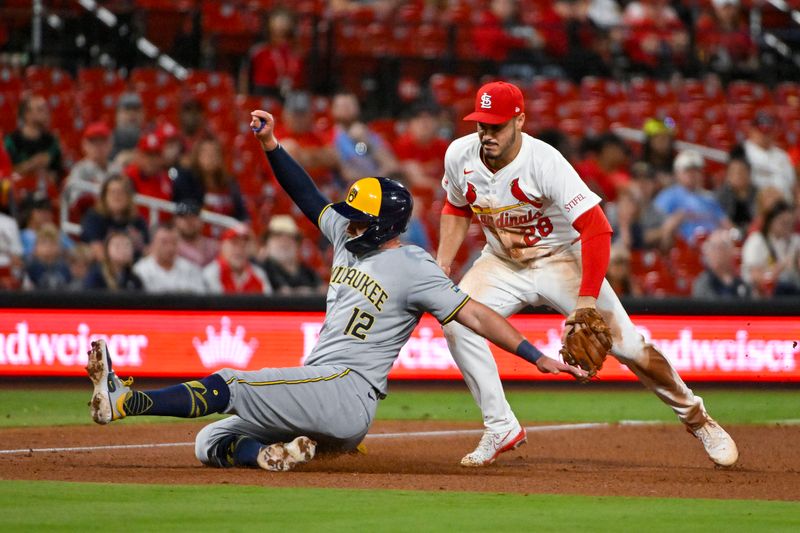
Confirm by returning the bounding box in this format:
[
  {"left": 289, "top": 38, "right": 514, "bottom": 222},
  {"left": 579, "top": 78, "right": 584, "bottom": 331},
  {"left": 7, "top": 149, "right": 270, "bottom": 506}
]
[
  {"left": 465, "top": 182, "right": 477, "bottom": 204},
  {"left": 510, "top": 178, "right": 543, "bottom": 208},
  {"left": 480, "top": 93, "right": 492, "bottom": 109}
]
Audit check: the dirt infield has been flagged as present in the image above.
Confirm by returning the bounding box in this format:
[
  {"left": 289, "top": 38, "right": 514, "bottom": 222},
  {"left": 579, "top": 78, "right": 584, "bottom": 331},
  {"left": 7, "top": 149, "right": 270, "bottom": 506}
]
[{"left": 1, "top": 421, "right": 799, "bottom": 501}]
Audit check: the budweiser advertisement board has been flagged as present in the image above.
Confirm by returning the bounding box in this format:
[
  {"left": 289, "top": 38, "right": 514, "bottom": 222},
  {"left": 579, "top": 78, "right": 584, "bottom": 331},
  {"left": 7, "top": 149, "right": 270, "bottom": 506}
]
[{"left": 0, "top": 308, "right": 797, "bottom": 381}]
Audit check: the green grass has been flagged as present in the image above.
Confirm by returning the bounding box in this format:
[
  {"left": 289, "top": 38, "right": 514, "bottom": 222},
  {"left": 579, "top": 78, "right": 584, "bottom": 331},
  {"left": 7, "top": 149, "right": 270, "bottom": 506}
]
[
  {"left": 0, "top": 388, "right": 797, "bottom": 428},
  {"left": 0, "top": 480, "right": 797, "bottom": 532}
]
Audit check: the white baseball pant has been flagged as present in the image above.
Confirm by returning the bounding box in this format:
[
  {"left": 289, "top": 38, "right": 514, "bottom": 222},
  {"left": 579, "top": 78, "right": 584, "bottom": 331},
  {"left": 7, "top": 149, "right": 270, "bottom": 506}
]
[{"left": 443, "top": 245, "right": 709, "bottom": 434}]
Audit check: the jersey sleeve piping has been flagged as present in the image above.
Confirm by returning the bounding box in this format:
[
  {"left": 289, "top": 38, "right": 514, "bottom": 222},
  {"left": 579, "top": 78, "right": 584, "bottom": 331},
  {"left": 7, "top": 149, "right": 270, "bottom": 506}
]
[
  {"left": 441, "top": 295, "right": 471, "bottom": 325},
  {"left": 317, "top": 203, "right": 333, "bottom": 227}
]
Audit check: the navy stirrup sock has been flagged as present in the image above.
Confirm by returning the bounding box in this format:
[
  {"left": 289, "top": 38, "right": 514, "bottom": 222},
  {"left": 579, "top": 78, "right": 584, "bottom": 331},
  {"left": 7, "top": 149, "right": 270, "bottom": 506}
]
[
  {"left": 210, "top": 435, "right": 264, "bottom": 468},
  {"left": 122, "top": 374, "right": 230, "bottom": 417}
]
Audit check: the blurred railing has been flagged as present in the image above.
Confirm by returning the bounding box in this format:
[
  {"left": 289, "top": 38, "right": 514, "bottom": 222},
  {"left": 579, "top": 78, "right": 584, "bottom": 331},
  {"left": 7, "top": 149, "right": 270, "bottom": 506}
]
[{"left": 60, "top": 180, "right": 240, "bottom": 237}]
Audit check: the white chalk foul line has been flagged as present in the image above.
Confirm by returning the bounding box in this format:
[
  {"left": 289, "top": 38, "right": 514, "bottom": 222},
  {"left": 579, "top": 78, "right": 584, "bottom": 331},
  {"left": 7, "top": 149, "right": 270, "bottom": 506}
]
[
  {"left": 0, "top": 421, "right": 641, "bottom": 456},
  {"left": 7, "top": 419, "right": 785, "bottom": 456},
  {"left": 0, "top": 441, "right": 191, "bottom": 455}
]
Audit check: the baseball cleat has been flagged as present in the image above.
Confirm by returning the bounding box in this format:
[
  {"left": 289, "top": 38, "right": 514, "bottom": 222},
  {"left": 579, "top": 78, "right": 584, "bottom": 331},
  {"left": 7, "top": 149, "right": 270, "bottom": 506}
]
[
  {"left": 256, "top": 436, "right": 317, "bottom": 472},
  {"left": 689, "top": 418, "right": 739, "bottom": 467},
  {"left": 460, "top": 426, "right": 527, "bottom": 467},
  {"left": 86, "top": 339, "right": 132, "bottom": 424}
]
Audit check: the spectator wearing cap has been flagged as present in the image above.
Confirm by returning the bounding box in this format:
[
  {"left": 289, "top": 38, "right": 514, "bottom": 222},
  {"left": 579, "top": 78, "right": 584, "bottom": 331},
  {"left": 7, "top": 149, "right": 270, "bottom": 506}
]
[
  {"left": 19, "top": 191, "right": 74, "bottom": 258},
  {"left": 155, "top": 122, "right": 184, "bottom": 171},
  {"left": 242, "top": 8, "right": 305, "bottom": 97},
  {"left": 175, "top": 200, "right": 219, "bottom": 267},
  {"left": 692, "top": 229, "right": 751, "bottom": 299},
  {"left": 65, "top": 122, "right": 114, "bottom": 198},
  {"left": 173, "top": 136, "right": 247, "bottom": 221},
  {"left": 83, "top": 231, "right": 143, "bottom": 291},
  {"left": 741, "top": 201, "right": 800, "bottom": 297},
  {"left": 575, "top": 133, "right": 631, "bottom": 203},
  {"left": 23, "top": 223, "right": 71, "bottom": 290},
  {"left": 111, "top": 92, "right": 144, "bottom": 162},
  {"left": 203, "top": 225, "right": 272, "bottom": 294},
  {"left": 653, "top": 150, "right": 730, "bottom": 244},
  {"left": 275, "top": 91, "right": 338, "bottom": 184},
  {"left": 641, "top": 117, "right": 676, "bottom": 178},
  {"left": 744, "top": 111, "right": 797, "bottom": 202},
  {"left": 124, "top": 133, "right": 173, "bottom": 203},
  {"left": 695, "top": 0, "right": 757, "bottom": 79},
  {"left": 80, "top": 174, "right": 149, "bottom": 261},
  {"left": 331, "top": 92, "right": 401, "bottom": 183},
  {"left": 256, "top": 215, "right": 322, "bottom": 295},
  {"left": 133, "top": 222, "right": 205, "bottom": 294},
  {"left": 716, "top": 155, "right": 757, "bottom": 233},
  {"left": 392, "top": 102, "right": 450, "bottom": 193},
  {"left": 3, "top": 94, "right": 64, "bottom": 195}
]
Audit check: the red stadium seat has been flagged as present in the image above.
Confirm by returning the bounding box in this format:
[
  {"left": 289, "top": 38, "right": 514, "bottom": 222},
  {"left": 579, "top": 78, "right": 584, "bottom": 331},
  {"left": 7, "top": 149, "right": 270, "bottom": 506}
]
[
  {"left": 24, "top": 65, "right": 73, "bottom": 96},
  {"left": 727, "top": 81, "right": 773, "bottom": 106},
  {"left": 130, "top": 67, "right": 181, "bottom": 93},
  {"left": 0, "top": 67, "right": 23, "bottom": 98},
  {"left": 415, "top": 24, "right": 448, "bottom": 58},
  {"left": 77, "top": 68, "right": 125, "bottom": 93},
  {"left": 185, "top": 70, "right": 235, "bottom": 97},
  {"left": 774, "top": 82, "right": 800, "bottom": 108},
  {"left": 0, "top": 94, "right": 17, "bottom": 133}
]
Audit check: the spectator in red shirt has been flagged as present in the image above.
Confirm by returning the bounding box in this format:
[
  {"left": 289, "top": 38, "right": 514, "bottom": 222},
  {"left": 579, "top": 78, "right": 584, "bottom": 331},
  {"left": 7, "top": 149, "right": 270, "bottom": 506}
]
[
  {"left": 392, "top": 102, "right": 449, "bottom": 193},
  {"left": 244, "top": 8, "right": 305, "bottom": 98},
  {"left": 473, "top": 0, "right": 543, "bottom": 63},
  {"left": 696, "top": 0, "right": 757, "bottom": 78},
  {"left": 622, "top": 0, "right": 689, "bottom": 71},
  {"left": 575, "top": 133, "right": 631, "bottom": 203},
  {"left": 202, "top": 224, "right": 272, "bottom": 294},
  {"left": 124, "top": 133, "right": 172, "bottom": 202},
  {"left": 274, "top": 91, "right": 338, "bottom": 184}
]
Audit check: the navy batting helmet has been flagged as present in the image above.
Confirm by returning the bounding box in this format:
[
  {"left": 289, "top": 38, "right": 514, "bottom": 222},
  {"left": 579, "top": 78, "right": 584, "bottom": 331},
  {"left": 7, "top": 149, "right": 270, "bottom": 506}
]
[{"left": 331, "top": 177, "right": 413, "bottom": 255}]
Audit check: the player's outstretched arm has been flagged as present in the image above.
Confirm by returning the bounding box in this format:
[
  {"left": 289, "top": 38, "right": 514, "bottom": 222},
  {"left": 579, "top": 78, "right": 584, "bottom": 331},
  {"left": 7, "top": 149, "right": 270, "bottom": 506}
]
[
  {"left": 436, "top": 213, "right": 471, "bottom": 276},
  {"left": 453, "top": 299, "right": 588, "bottom": 380},
  {"left": 250, "top": 110, "right": 330, "bottom": 226}
]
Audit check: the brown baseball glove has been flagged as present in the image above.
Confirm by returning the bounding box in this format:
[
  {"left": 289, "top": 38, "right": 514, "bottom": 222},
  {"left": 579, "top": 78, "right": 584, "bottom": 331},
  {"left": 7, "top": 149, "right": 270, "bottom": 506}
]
[{"left": 559, "top": 308, "right": 613, "bottom": 380}]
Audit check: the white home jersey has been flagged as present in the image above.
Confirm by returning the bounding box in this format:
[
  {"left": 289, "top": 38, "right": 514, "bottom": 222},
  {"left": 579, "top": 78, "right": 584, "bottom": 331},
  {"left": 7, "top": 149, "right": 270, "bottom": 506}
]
[{"left": 442, "top": 132, "right": 601, "bottom": 262}]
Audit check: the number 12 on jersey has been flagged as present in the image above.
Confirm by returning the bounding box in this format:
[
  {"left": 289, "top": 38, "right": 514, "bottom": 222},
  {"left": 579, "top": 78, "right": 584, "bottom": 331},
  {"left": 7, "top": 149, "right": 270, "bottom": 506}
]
[{"left": 344, "top": 307, "right": 375, "bottom": 340}]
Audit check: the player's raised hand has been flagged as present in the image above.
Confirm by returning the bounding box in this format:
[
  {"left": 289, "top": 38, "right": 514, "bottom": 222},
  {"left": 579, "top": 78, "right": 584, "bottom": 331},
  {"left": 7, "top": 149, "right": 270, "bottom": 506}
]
[
  {"left": 534, "top": 356, "right": 589, "bottom": 382},
  {"left": 250, "top": 110, "right": 278, "bottom": 151}
]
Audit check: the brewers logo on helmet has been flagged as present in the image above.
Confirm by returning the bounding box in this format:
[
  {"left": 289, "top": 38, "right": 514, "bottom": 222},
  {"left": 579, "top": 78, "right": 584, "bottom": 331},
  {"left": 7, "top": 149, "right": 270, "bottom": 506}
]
[{"left": 332, "top": 177, "right": 413, "bottom": 255}]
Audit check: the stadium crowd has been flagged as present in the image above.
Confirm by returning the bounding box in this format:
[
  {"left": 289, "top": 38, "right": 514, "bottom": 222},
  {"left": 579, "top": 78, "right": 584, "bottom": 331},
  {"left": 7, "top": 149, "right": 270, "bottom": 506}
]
[{"left": 0, "top": 0, "right": 799, "bottom": 299}]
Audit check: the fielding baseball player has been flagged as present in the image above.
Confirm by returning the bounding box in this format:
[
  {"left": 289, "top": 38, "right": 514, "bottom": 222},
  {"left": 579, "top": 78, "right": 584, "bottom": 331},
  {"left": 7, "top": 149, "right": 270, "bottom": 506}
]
[
  {"left": 84, "top": 110, "right": 586, "bottom": 472},
  {"left": 437, "top": 81, "right": 739, "bottom": 468}
]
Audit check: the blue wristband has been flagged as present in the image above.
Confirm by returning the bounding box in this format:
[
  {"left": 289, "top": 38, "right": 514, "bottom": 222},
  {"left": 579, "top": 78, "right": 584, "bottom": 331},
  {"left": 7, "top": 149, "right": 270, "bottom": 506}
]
[{"left": 516, "top": 339, "right": 544, "bottom": 364}]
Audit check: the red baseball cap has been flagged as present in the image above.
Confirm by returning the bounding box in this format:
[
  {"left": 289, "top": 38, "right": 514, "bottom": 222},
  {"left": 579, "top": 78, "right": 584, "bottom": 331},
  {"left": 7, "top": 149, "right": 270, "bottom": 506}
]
[
  {"left": 221, "top": 224, "right": 250, "bottom": 241},
  {"left": 83, "top": 121, "right": 111, "bottom": 140},
  {"left": 463, "top": 81, "right": 524, "bottom": 124},
  {"left": 155, "top": 121, "right": 180, "bottom": 142},
  {"left": 137, "top": 133, "right": 163, "bottom": 153}
]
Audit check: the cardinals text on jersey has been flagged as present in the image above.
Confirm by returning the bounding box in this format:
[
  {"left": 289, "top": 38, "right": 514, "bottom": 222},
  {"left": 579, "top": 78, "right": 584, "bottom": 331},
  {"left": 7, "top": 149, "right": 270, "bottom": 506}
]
[{"left": 442, "top": 133, "right": 601, "bottom": 262}]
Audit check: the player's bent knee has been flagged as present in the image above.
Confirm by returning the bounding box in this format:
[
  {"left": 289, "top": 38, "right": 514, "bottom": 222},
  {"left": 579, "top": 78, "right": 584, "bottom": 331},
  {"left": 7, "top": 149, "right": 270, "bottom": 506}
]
[
  {"left": 194, "top": 424, "right": 218, "bottom": 465},
  {"left": 610, "top": 333, "right": 648, "bottom": 364}
]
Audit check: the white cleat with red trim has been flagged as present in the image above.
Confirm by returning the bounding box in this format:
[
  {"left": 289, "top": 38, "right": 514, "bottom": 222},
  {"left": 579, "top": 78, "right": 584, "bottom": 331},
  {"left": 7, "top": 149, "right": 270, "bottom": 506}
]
[{"left": 460, "top": 425, "right": 527, "bottom": 467}]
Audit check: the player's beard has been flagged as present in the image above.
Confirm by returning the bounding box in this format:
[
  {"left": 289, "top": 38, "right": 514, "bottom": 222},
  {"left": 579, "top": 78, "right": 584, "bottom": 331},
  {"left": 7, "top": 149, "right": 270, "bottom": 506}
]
[{"left": 482, "top": 129, "right": 516, "bottom": 169}]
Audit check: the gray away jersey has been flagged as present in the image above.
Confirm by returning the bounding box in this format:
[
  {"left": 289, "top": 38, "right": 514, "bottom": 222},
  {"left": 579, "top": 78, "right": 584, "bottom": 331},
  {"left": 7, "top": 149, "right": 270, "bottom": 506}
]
[{"left": 304, "top": 206, "right": 470, "bottom": 395}]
